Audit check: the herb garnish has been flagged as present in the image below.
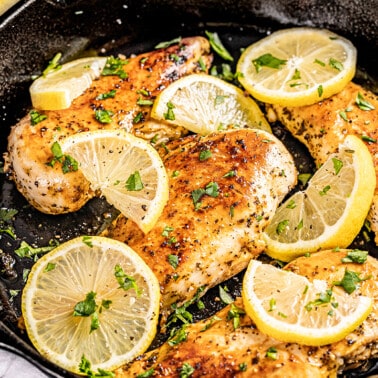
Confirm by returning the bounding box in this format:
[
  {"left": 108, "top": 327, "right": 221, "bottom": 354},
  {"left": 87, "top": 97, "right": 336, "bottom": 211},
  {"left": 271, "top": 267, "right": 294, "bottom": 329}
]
[
  {"left": 126, "top": 171, "right": 144, "bottom": 191},
  {"left": 168, "top": 254, "right": 179, "bottom": 269},
  {"left": 94, "top": 109, "right": 114, "bottom": 124},
  {"left": 341, "top": 250, "right": 368, "bottom": 264},
  {"left": 227, "top": 303, "right": 245, "bottom": 329},
  {"left": 15, "top": 239, "right": 59, "bottom": 258},
  {"left": 42, "top": 52, "right": 62, "bottom": 76},
  {"left": 114, "top": 264, "right": 142, "bottom": 295},
  {"left": 164, "top": 101, "right": 175, "bottom": 121},
  {"left": 356, "top": 92, "right": 375, "bottom": 111},
  {"left": 155, "top": 37, "right": 182, "bottom": 49},
  {"left": 179, "top": 362, "right": 195, "bottom": 378},
  {"left": 136, "top": 369, "right": 155, "bottom": 378},
  {"left": 329, "top": 58, "right": 344, "bottom": 71},
  {"left": 46, "top": 141, "right": 78, "bottom": 173},
  {"left": 199, "top": 149, "right": 212, "bottom": 161},
  {"left": 266, "top": 347, "right": 278, "bottom": 360},
  {"left": 79, "top": 355, "right": 115, "bottom": 377},
  {"left": 219, "top": 286, "right": 234, "bottom": 304},
  {"left": 101, "top": 56, "right": 128, "bottom": 79},
  {"left": 168, "top": 324, "right": 188, "bottom": 346},
  {"left": 96, "top": 89, "right": 116, "bottom": 100},
  {"left": 252, "top": 53, "right": 287, "bottom": 73},
  {"left": 332, "top": 158, "right": 343, "bottom": 175},
  {"left": 333, "top": 269, "right": 371, "bottom": 294},
  {"left": 305, "top": 289, "right": 338, "bottom": 311},
  {"left": 30, "top": 109, "right": 47, "bottom": 125},
  {"left": 191, "top": 182, "right": 219, "bottom": 210},
  {"left": 0, "top": 208, "right": 18, "bottom": 239},
  {"left": 276, "top": 219, "right": 289, "bottom": 235},
  {"left": 205, "top": 31, "right": 233, "bottom": 62}
]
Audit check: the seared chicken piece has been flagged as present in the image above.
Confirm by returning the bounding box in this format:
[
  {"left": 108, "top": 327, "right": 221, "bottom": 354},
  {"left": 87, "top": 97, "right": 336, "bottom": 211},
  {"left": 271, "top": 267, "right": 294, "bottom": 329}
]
[
  {"left": 105, "top": 129, "right": 297, "bottom": 317},
  {"left": 267, "top": 82, "right": 378, "bottom": 242},
  {"left": 4, "top": 37, "right": 212, "bottom": 214},
  {"left": 116, "top": 250, "right": 378, "bottom": 378}
]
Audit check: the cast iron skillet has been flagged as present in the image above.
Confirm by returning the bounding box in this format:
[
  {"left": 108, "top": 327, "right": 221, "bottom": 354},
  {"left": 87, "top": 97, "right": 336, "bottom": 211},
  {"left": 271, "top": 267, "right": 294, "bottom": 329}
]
[{"left": 0, "top": 0, "right": 377, "bottom": 377}]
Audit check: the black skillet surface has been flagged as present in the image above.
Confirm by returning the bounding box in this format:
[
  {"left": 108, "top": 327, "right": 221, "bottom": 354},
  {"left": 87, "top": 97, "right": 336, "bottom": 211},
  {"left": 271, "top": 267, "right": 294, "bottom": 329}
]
[{"left": 0, "top": 0, "right": 378, "bottom": 376}]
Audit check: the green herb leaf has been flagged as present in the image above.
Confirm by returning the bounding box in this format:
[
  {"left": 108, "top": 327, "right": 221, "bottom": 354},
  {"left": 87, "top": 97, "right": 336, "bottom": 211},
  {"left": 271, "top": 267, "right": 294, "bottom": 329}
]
[
  {"left": 205, "top": 31, "right": 233, "bottom": 62},
  {"left": 155, "top": 37, "right": 182, "bottom": 49},
  {"left": 15, "top": 240, "right": 58, "bottom": 258},
  {"left": 266, "top": 347, "right": 278, "bottom": 360},
  {"left": 319, "top": 185, "right": 331, "bottom": 196},
  {"left": 102, "top": 56, "right": 128, "bottom": 79},
  {"left": 94, "top": 109, "right": 114, "bottom": 124},
  {"left": 168, "top": 324, "right": 188, "bottom": 346},
  {"left": 42, "top": 53, "right": 62, "bottom": 76},
  {"left": 164, "top": 101, "right": 176, "bottom": 121},
  {"left": 79, "top": 355, "right": 115, "bottom": 377},
  {"left": 333, "top": 269, "right": 371, "bottom": 294},
  {"left": 30, "top": 109, "right": 47, "bottom": 125},
  {"left": 96, "top": 89, "right": 116, "bottom": 100},
  {"left": 223, "top": 169, "right": 237, "bottom": 178},
  {"left": 114, "top": 264, "right": 142, "bottom": 295},
  {"left": 329, "top": 57, "right": 344, "bottom": 71},
  {"left": 200, "top": 315, "right": 222, "bottom": 331},
  {"left": 44, "top": 262, "right": 56, "bottom": 272},
  {"left": 126, "top": 171, "right": 144, "bottom": 191},
  {"left": 356, "top": 92, "right": 375, "bottom": 111},
  {"left": 276, "top": 220, "right": 289, "bottom": 235},
  {"left": 219, "top": 286, "right": 234, "bottom": 304},
  {"left": 341, "top": 250, "right": 368, "bottom": 264},
  {"left": 199, "top": 149, "right": 212, "bottom": 161},
  {"left": 179, "top": 362, "right": 195, "bottom": 378},
  {"left": 137, "top": 369, "right": 155, "bottom": 378},
  {"left": 73, "top": 291, "right": 97, "bottom": 317},
  {"left": 252, "top": 53, "right": 287, "bottom": 73},
  {"left": 317, "top": 85, "right": 324, "bottom": 97},
  {"left": 332, "top": 158, "right": 343, "bottom": 175},
  {"left": 168, "top": 254, "right": 179, "bottom": 269},
  {"left": 227, "top": 303, "right": 245, "bottom": 329}
]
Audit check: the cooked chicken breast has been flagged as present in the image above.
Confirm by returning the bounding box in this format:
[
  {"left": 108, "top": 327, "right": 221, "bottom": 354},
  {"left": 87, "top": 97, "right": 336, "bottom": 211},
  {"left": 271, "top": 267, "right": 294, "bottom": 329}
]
[
  {"left": 104, "top": 128, "right": 297, "bottom": 317},
  {"left": 266, "top": 82, "right": 378, "bottom": 242},
  {"left": 116, "top": 250, "right": 378, "bottom": 378},
  {"left": 3, "top": 37, "right": 212, "bottom": 214}
]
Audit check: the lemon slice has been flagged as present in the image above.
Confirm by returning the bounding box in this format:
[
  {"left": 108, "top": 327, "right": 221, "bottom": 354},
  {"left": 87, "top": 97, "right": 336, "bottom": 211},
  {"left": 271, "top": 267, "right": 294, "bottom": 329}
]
[
  {"left": 22, "top": 236, "right": 160, "bottom": 374},
  {"left": 263, "top": 134, "right": 375, "bottom": 262},
  {"left": 150, "top": 73, "right": 271, "bottom": 135},
  {"left": 237, "top": 27, "right": 357, "bottom": 106},
  {"left": 30, "top": 56, "right": 107, "bottom": 110},
  {"left": 242, "top": 259, "right": 372, "bottom": 346},
  {"left": 60, "top": 129, "right": 169, "bottom": 233}
]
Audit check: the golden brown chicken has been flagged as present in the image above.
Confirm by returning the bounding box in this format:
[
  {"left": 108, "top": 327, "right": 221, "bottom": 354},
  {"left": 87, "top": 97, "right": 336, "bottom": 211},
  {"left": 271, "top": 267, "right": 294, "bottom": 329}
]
[
  {"left": 105, "top": 128, "right": 297, "bottom": 318},
  {"left": 266, "top": 82, "right": 378, "bottom": 242},
  {"left": 115, "top": 249, "right": 378, "bottom": 378},
  {"left": 4, "top": 36, "right": 212, "bottom": 214}
]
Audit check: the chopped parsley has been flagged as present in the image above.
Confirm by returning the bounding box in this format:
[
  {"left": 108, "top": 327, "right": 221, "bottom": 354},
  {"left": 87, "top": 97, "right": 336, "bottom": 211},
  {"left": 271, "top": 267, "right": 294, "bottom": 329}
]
[
  {"left": 252, "top": 53, "right": 287, "bottom": 73},
  {"left": 219, "top": 285, "right": 234, "bottom": 304},
  {"left": 305, "top": 289, "right": 338, "bottom": 311},
  {"left": 137, "top": 369, "right": 154, "bottom": 378},
  {"left": 332, "top": 158, "right": 343, "bottom": 175},
  {"left": 155, "top": 37, "right": 182, "bottom": 49},
  {"left": 266, "top": 347, "right": 278, "bottom": 360},
  {"left": 319, "top": 185, "right": 331, "bottom": 196},
  {"left": 101, "top": 56, "right": 128, "bottom": 79},
  {"left": 199, "top": 149, "right": 212, "bottom": 161},
  {"left": 317, "top": 85, "right": 324, "bottom": 97},
  {"left": 168, "top": 324, "right": 188, "bottom": 346},
  {"left": 168, "top": 254, "right": 179, "bottom": 269},
  {"left": 227, "top": 303, "right": 245, "bottom": 329},
  {"left": 179, "top": 362, "right": 195, "bottom": 377},
  {"left": 114, "top": 264, "right": 142, "bottom": 295},
  {"left": 205, "top": 31, "right": 233, "bottom": 62},
  {"left": 333, "top": 269, "right": 371, "bottom": 294},
  {"left": 94, "top": 109, "right": 114, "bottom": 123},
  {"left": 96, "top": 89, "right": 116, "bottom": 100},
  {"left": 276, "top": 219, "right": 289, "bottom": 235},
  {"left": 164, "top": 101, "right": 175, "bottom": 121},
  {"left": 79, "top": 355, "right": 115, "bottom": 377},
  {"left": 125, "top": 171, "right": 144, "bottom": 191},
  {"left": 356, "top": 92, "right": 375, "bottom": 111},
  {"left": 30, "top": 109, "right": 47, "bottom": 125},
  {"left": 191, "top": 182, "right": 219, "bottom": 210},
  {"left": 329, "top": 57, "right": 344, "bottom": 71},
  {"left": 42, "top": 52, "right": 62, "bottom": 76},
  {"left": 15, "top": 239, "right": 59, "bottom": 258},
  {"left": 341, "top": 250, "right": 368, "bottom": 264}
]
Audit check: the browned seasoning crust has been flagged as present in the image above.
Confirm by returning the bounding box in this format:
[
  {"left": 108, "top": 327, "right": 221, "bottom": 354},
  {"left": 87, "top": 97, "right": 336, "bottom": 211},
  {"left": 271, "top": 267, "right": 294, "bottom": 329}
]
[
  {"left": 104, "top": 128, "right": 297, "bottom": 317},
  {"left": 115, "top": 250, "right": 378, "bottom": 377},
  {"left": 4, "top": 36, "right": 212, "bottom": 214},
  {"left": 266, "top": 82, "right": 378, "bottom": 242}
]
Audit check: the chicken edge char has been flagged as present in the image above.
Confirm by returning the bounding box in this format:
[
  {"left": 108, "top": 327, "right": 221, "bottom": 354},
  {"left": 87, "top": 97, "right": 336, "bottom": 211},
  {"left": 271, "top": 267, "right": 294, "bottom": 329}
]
[{"left": 116, "top": 249, "right": 378, "bottom": 378}]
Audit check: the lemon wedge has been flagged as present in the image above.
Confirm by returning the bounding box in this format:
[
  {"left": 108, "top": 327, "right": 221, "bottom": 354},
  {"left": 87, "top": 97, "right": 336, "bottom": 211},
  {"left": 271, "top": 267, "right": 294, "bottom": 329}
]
[
  {"left": 263, "top": 134, "right": 376, "bottom": 262},
  {"left": 242, "top": 259, "right": 372, "bottom": 346},
  {"left": 22, "top": 236, "right": 160, "bottom": 375},
  {"left": 237, "top": 27, "right": 357, "bottom": 106},
  {"left": 30, "top": 56, "right": 107, "bottom": 110},
  {"left": 150, "top": 73, "right": 271, "bottom": 135},
  {"left": 60, "top": 129, "right": 169, "bottom": 233}
]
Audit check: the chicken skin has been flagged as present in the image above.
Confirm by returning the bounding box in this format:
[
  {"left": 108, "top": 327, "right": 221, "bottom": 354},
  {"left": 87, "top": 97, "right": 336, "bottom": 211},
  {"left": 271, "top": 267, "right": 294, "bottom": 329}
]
[
  {"left": 116, "top": 250, "right": 378, "bottom": 378},
  {"left": 104, "top": 128, "right": 297, "bottom": 317},
  {"left": 267, "top": 82, "right": 378, "bottom": 242},
  {"left": 4, "top": 37, "right": 212, "bottom": 214}
]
